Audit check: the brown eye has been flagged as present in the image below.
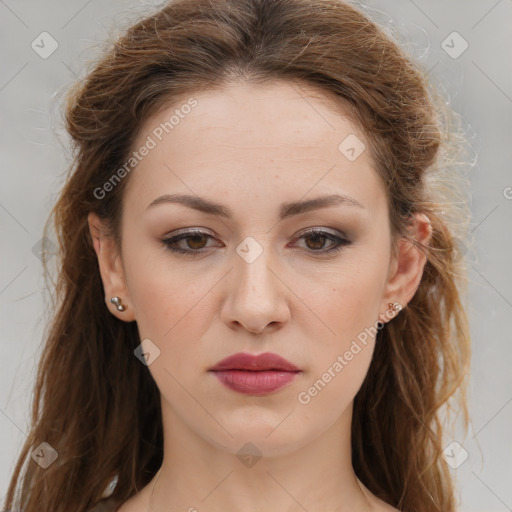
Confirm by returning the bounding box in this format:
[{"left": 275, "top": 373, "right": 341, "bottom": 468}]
[
  {"left": 293, "top": 229, "right": 352, "bottom": 255},
  {"left": 161, "top": 230, "right": 218, "bottom": 255},
  {"left": 161, "top": 228, "right": 352, "bottom": 257},
  {"left": 186, "top": 234, "right": 209, "bottom": 250},
  {"left": 303, "top": 232, "right": 330, "bottom": 250}
]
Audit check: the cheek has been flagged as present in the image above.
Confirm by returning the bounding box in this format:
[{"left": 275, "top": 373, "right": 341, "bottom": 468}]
[
  {"left": 295, "top": 252, "right": 388, "bottom": 396},
  {"left": 295, "top": 341, "right": 374, "bottom": 442},
  {"left": 295, "top": 271, "right": 381, "bottom": 424},
  {"left": 122, "top": 244, "right": 216, "bottom": 342},
  {"left": 303, "top": 253, "right": 389, "bottom": 342}
]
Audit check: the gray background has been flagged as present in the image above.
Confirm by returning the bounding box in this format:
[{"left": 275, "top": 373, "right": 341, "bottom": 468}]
[{"left": 1, "top": 1, "right": 511, "bottom": 510}]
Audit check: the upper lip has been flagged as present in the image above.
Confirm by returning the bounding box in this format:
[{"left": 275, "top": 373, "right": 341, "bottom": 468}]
[{"left": 209, "top": 352, "right": 300, "bottom": 372}]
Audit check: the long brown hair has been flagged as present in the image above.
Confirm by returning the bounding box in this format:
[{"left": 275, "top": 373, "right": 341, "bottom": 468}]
[{"left": 4, "top": 1, "right": 471, "bottom": 511}]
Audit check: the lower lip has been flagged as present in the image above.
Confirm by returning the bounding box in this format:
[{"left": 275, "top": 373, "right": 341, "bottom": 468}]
[{"left": 210, "top": 370, "right": 300, "bottom": 395}]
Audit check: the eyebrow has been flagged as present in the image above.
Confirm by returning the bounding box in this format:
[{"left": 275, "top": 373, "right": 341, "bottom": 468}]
[{"left": 145, "top": 193, "right": 365, "bottom": 219}]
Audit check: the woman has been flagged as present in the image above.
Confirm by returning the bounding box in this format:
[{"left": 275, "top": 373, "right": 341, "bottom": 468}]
[{"left": 4, "top": 0, "right": 471, "bottom": 511}]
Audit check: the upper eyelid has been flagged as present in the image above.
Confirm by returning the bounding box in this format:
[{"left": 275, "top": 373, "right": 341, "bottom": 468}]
[
  {"left": 161, "top": 227, "right": 350, "bottom": 246},
  {"left": 160, "top": 228, "right": 352, "bottom": 258},
  {"left": 164, "top": 226, "right": 347, "bottom": 238},
  {"left": 166, "top": 227, "right": 216, "bottom": 236}
]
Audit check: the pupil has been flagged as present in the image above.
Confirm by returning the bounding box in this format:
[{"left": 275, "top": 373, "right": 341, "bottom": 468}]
[
  {"left": 306, "top": 234, "right": 326, "bottom": 249},
  {"left": 188, "top": 235, "right": 207, "bottom": 249}
]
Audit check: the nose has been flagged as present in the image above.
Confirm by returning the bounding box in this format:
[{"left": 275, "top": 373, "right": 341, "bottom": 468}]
[{"left": 220, "top": 245, "right": 291, "bottom": 335}]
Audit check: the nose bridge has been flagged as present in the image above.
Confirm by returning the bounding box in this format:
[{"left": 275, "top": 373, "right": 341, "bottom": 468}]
[
  {"left": 234, "top": 234, "right": 277, "bottom": 299},
  {"left": 222, "top": 233, "right": 289, "bottom": 332}
]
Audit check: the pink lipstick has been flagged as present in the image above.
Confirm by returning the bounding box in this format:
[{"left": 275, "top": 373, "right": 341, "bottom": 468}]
[{"left": 209, "top": 352, "right": 301, "bottom": 395}]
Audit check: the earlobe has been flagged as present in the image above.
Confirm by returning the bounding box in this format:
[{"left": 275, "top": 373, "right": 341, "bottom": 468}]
[
  {"left": 381, "top": 213, "right": 432, "bottom": 319},
  {"left": 87, "top": 212, "right": 136, "bottom": 322}
]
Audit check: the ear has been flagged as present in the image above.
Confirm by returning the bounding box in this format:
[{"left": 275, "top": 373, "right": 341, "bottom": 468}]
[
  {"left": 380, "top": 213, "right": 432, "bottom": 322},
  {"left": 88, "top": 212, "right": 136, "bottom": 322}
]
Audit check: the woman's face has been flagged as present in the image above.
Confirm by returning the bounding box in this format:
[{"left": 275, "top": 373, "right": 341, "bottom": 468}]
[{"left": 92, "top": 79, "right": 425, "bottom": 457}]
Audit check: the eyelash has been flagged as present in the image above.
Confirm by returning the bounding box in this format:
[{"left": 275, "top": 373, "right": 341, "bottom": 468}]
[{"left": 160, "top": 228, "right": 352, "bottom": 257}]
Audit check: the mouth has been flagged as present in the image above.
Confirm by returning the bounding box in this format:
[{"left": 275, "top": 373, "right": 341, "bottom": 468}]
[{"left": 208, "top": 352, "right": 301, "bottom": 395}]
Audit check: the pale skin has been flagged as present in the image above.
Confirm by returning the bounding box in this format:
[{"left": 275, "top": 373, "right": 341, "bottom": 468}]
[{"left": 88, "top": 79, "right": 431, "bottom": 512}]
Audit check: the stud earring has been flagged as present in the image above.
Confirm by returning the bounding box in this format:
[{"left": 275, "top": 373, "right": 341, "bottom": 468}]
[
  {"left": 110, "top": 296, "right": 126, "bottom": 311},
  {"left": 389, "top": 302, "right": 403, "bottom": 313}
]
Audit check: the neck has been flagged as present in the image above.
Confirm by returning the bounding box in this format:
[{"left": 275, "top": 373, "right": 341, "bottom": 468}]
[{"left": 147, "top": 401, "right": 372, "bottom": 512}]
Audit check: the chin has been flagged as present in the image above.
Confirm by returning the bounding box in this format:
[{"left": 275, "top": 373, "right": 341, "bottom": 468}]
[{"left": 200, "top": 418, "right": 316, "bottom": 459}]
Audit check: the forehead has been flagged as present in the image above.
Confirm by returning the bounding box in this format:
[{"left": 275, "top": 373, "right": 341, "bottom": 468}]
[
  {"left": 136, "top": 79, "right": 361, "bottom": 154},
  {"left": 125, "top": 79, "right": 386, "bottom": 216}
]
